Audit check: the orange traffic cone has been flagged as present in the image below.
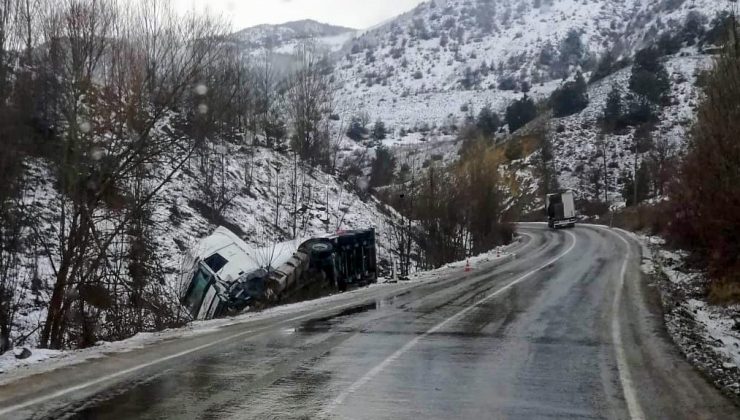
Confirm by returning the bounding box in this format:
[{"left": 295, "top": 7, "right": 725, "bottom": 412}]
[{"left": 465, "top": 259, "right": 472, "bottom": 272}]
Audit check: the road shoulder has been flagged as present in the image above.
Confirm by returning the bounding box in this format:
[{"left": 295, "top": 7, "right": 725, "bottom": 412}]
[
  {"left": 634, "top": 232, "right": 740, "bottom": 404},
  {"left": 613, "top": 228, "right": 739, "bottom": 418}
]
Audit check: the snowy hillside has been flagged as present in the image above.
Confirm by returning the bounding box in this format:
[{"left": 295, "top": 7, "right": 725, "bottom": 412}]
[
  {"left": 549, "top": 54, "right": 713, "bottom": 204},
  {"left": 331, "top": 0, "right": 732, "bottom": 132},
  {"left": 157, "top": 147, "right": 399, "bottom": 269},
  {"left": 11, "top": 144, "right": 400, "bottom": 348},
  {"left": 232, "top": 19, "right": 357, "bottom": 56}
]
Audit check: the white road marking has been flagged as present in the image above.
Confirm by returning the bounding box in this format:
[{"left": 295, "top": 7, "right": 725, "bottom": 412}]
[
  {"left": 0, "top": 227, "right": 545, "bottom": 417},
  {"left": 324, "top": 229, "right": 578, "bottom": 413},
  {"left": 597, "top": 226, "right": 646, "bottom": 420},
  {"left": 0, "top": 295, "right": 412, "bottom": 416}
]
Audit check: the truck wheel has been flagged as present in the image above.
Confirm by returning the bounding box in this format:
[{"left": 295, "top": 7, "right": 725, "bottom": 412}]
[
  {"left": 306, "top": 241, "right": 333, "bottom": 260},
  {"left": 310, "top": 241, "right": 332, "bottom": 253}
]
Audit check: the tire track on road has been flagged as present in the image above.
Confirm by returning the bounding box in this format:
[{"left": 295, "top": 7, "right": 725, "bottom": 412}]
[{"left": 323, "top": 229, "right": 578, "bottom": 415}]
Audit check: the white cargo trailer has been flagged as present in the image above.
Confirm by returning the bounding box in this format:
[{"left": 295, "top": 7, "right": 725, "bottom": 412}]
[{"left": 546, "top": 191, "right": 576, "bottom": 229}]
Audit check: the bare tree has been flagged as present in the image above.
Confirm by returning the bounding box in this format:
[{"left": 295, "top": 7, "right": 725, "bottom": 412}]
[
  {"left": 646, "top": 135, "right": 676, "bottom": 197},
  {"left": 0, "top": 0, "right": 14, "bottom": 91},
  {"left": 670, "top": 19, "right": 740, "bottom": 296},
  {"left": 253, "top": 50, "right": 287, "bottom": 149},
  {"left": 596, "top": 134, "right": 611, "bottom": 204},
  {"left": 285, "top": 42, "right": 334, "bottom": 167},
  {"left": 0, "top": 194, "right": 28, "bottom": 353},
  {"left": 195, "top": 141, "right": 239, "bottom": 221},
  {"left": 328, "top": 111, "right": 348, "bottom": 175},
  {"left": 36, "top": 0, "right": 230, "bottom": 349},
  {"left": 0, "top": 0, "right": 42, "bottom": 352},
  {"left": 390, "top": 157, "right": 419, "bottom": 277}
]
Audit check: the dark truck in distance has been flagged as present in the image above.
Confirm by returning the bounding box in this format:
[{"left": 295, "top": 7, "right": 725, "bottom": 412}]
[
  {"left": 546, "top": 191, "right": 577, "bottom": 229},
  {"left": 179, "top": 227, "right": 377, "bottom": 321}
]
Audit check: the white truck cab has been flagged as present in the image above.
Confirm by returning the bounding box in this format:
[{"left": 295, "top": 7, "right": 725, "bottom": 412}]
[{"left": 178, "top": 227, "right": 303, "bottom": 320}]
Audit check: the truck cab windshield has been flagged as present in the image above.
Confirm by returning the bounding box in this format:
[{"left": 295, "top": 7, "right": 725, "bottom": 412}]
[{"left": 182, "top": 265, "right": 214, "bottom": 317}]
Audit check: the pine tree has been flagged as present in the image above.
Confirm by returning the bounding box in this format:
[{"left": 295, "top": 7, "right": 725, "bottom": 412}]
[
  {"left": 621, "top": 163, "right": 650, "bottom": 206},
  {"left": 505, "top": 95, "right": 538, "bottom": 132},
  {"left": 550, "top": 72, "right": 589, "bottom": 117},
  {"left": 560, "top": 29, "right": 584, "bottom": 66},
  {"left": 369, "top": 146, "right": 395, "bottom": 188},
  {"left": 476, "top": 104, "right": 501, "bottom": 137},
  {"left": 629, "top": 47, "right": 670, "bottom": 105},
  {"left": 371, "top": 120, "right": 387, "bottom": 142},
  {"left": 602, "top": 85, "right": 623, "bottom": 131}
]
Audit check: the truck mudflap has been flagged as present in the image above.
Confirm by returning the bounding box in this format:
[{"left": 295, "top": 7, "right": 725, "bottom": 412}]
[{"left": 550, "top": 218, "right": 577, "bottom": 228}]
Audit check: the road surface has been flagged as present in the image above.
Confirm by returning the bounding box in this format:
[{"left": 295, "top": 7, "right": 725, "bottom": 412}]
[{"left": 0, "top": 224, "right": 737, "bottom": 419}]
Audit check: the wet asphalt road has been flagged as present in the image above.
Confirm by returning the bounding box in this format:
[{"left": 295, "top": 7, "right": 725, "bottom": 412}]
[{"left": 0, "top": 224, "right": 738, "bottom": 419}]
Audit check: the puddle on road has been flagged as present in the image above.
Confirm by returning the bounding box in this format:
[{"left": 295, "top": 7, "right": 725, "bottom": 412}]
[
  {"left": 380, "top": 290, "right": 412, "bottom": 307},
  {"left": 296, "top": 302, "right": 378, "bottom": 333}
]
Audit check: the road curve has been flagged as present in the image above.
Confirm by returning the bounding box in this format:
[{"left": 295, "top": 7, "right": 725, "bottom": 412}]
[{"left": 0, "top": 224, "right": 736, "bottom": 419}]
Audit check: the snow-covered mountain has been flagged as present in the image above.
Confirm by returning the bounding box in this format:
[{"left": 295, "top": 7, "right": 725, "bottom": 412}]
[
  {"left": 232, "top": 19, "right": 357, "bottom": 56},
  {"left": 331, "top": 0, "right": 731, "bottom": 132},
  {"left": 517, "top": 53, "right": 713, "bottom": 206},
  {"left": 301, "top": 0, "right": 732, "bottom": 208}
]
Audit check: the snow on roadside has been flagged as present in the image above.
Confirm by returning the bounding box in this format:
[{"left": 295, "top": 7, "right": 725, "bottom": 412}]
[
  {"left": 400, "top": 235, "right": 523, "bottom": 284},
  {"left": 637, "top": 234, "right": 740, "bottom": 399},
  {"left": 0, "top": 237, "right": 520, "bottom": 381},
  {"left": 0, "top": 349, "right": 63, "bottom": 375},
  {"left": 0, "top": 280, "right": 397, "bottom": 382}
]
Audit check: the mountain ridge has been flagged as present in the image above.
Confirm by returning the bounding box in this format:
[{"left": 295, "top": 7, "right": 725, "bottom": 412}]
[
  {"left": 232, "top": 19, "right": 358, "bottom": 55},
  {"left": 330, "top": 0, "right": 731, "bottom": 130}
]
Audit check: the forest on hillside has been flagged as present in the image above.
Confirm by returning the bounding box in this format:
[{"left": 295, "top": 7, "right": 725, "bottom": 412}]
[{"left": 0, "top": 0, "right": 345, "bottom": 351}]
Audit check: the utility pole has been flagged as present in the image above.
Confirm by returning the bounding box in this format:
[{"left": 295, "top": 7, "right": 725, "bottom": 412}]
[
  {"left": 275, "top": 166, "right": 281, "bottom": 229},
  {"left": 399, "top": 192, "right": 407, "bottom": 278},
  {"left": 633, "top": 146, "right": 639, "bottom": 207},
  {"left": 291, "top": 151, "right": 298, "bottom": 239},
  {"left": 325, "top": 185, "right": 329, "bottom": 231}
]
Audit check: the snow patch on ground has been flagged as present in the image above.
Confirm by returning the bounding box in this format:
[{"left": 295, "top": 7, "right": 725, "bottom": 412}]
[
  {"left": 638, "top": 235, "right": 740, "bottom": 398},
  {"left": 0, "top": 282, "right": 394, "bottom": 382},
  {"left": 0, "top": 349, "right": 62, "bottom": 375},
  {"left": 402, "top": 235, "right": 523, "bottom": 283}
]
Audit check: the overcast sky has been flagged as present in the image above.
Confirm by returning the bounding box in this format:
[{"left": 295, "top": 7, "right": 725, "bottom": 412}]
[{"left": 173, "top": 0, "right": 426, "bottom": 30}]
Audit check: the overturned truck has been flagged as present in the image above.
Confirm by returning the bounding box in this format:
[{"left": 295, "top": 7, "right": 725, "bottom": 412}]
[{"left": 179, "top": 227, "right": 377, "bottom": 320}]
